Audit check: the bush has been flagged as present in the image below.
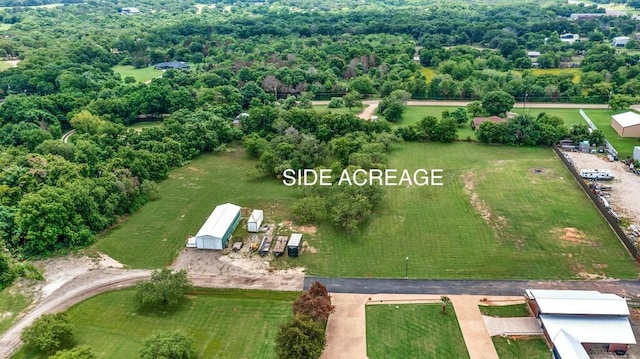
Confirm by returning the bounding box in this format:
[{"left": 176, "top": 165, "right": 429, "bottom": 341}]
[
  {"left": 327, "top": 97, "right": 345, "bottom": 108},
  {"left": 21, "top": 313, "right": 74, "bottom": 353}
]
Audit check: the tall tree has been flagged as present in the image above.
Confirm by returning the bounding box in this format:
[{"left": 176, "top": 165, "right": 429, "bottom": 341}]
[
  {"left": 276, "top": 315, "right": 326, "bottom": 359},
  {"left": 481, "top": 91, "right": 515, "bottom": 116},
  {"left": 21, "top": 313, "right": 74, "bottom": 353}
]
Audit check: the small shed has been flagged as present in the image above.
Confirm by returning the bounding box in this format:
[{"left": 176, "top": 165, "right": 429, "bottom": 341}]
[
  {"left": 247, "top": 209, "right": 264, "bottom": 233},
  {"left": 471, "top": 116, "right": 506, "bottom": 130},
  {"left": 287, "top": 233, "right": 303, "bottom": 257},
  {"left": 195, "top": 203, "right": 241, "bottom": 250},
  {"left": 612, "top": 112, "right": 640, "bottom": 137},
  {"left": 611, "top": 36, "right": 630, "bottom": 48}
]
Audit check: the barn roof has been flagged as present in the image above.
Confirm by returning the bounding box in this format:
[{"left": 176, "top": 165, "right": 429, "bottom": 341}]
[
  {"left": 552, "top": 330, "right": 590, "bottom": 359},
  {"left": 525, "top": 289, "right": 629, "bottom": 316},
  {"left": 195, "top": 203, "right": 241, "bottom": 239},
  {"left": 612, "top": 112, "right": 640, "bottom": 128}
]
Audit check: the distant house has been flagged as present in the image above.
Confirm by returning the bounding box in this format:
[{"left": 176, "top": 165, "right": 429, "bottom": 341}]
[
  {"left": 120, "top": 7, "right": 140, "bottom": 15},
  {"left": 569, "top": 13, "right": 605, "bottom": 21},
  {"left": 471, "top": 116, "right": 506, "bottom": 130},
  {"left": 611, "top": 112, "right": 640, "bottom": 137},
  {"left": 526, "top": 289, "right": 636, "bottom": 357},
  {"left": 153, "top": 61, "right": 190, "bottom": 70},
  {"left": 527, "top": 51, "right": 541, "bottom": 59},
  {"left": 560, "top": 33, "right": 580, "bottom": 44},
  {"left": 611, "top": 36, "right": 630, "bottom": 48}
]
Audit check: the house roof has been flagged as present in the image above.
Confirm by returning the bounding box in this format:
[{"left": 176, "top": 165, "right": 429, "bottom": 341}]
[
  {"left": 154, "top": 61, "right": 190, "bottom": 69},
  {"left": 195, "top": 203, "right": 241, "bottom": 240},
  {"left": 527, "top": 51, "right": 541, "bottom": 57},
  {"left": 540, "top": 314, "right": 636, "bottom": 345},
  {"left": 553, "top": 330, "right": 590, "bottom": 359},
  {"left": 525, "top": 289, "right": 629, "bottom": 316},
  {"left": 612, "top": 112, "right": 640, "bottom": 128},
  {"left": 473, "top": 116, "right": 506, "bottom": 127}
]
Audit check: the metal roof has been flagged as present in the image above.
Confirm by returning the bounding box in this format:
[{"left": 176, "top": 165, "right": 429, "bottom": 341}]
[
  {"left": 288, "top": 233, "right": 302, "bottom": 247},
  {"left": 195, "top": 203, "right": 241, "bottom": 240},
  {"left": 540, "top": 315, "right": 636, "bottom": 345},
  {"left": 612, "top": 112, "right": 640, "bottom": 128},
  {"left": 248, "top": 209, "right": 263, "bottom": 223},
  {"left": 525, "top": 289, "right": 629, "bottom": 316},
  {"left": 552, "top": 330, "right": 590, "bottom": 359}
]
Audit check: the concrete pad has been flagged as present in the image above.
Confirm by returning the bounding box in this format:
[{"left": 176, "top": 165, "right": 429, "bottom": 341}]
[
  {"left": 321, "top": 293, "right": 369, "bottom": 359},
  {"left": 483, "top": 316, "right": 543, "bottom": 336},
  {"left": 450, "top": 295, "right": 501, "bottom": 359}
]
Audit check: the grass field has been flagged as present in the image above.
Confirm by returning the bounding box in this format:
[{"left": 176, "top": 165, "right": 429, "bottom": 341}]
[
  {"left": 112, "top": 65, "right": 163, "bottom": 83},
  {"left": 95, "top": 149, "right": 302, "bottom": 268},
  {"left": 12, "top": 288, "right": 299, "bottom": 359},
  {"left": 582, "top": 109, "right": 640, "bottom": 159},
  {"left": 479, "top": 304, "right": 530, "bottom": 317},
  {"left": 391, "top": 105, "right": 476, "bottom": 140},
  {"left": 0, "top": 23, "right": 12, "bottom": 31},
  {"left": 493, "top": 336, "right": 551, "bottom": 359},
  {"left": 97, "top": 142, "right": 639, "bottom": 279},
  {"left": 420, "top": 67, "right": 436, "bottom": 82},
  {"left": 528, "top": 68, "right": 581, "bottom": 83},
  {"left": 0, "top": 289, "right": 30, "bottom": 335},
  {"left": 296, "top": 142, "right": 638, "bottom": 279},
  {"left": 366, "top": 303, "right": 469, "bottom": 359}
]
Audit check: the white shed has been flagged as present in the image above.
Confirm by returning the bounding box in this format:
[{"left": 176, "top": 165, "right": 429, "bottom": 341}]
[
  {"left": 633, "top": 146, "right": 640, "bottom": 162},
  {"left": 247, "top": 209, "right": 264, "bottom": 233},
  {"left": 195, "top": 203, "right": 241, "bottom": 250}
]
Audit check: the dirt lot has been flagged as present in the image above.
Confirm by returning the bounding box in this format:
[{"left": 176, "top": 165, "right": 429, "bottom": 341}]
[{"left": 565, "top": 152, "right": 640, "bottom": 226}]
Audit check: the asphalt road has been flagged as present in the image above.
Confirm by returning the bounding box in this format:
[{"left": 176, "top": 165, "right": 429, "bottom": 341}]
[{"left": 305, "top": 277, "right": 640, "bottom": 297}]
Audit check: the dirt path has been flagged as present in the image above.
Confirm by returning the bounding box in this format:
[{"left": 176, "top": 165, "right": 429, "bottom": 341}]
[
  {"left": 357, "top": 100, "right": 379, "bottom": 120},
  {"left": 0, "top": 249, "right": 305, "bottom": 357}
]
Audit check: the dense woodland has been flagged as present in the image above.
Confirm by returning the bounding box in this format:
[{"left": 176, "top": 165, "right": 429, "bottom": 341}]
[{"left": 0, "top": 0, "right": 639, "bottom": 288}]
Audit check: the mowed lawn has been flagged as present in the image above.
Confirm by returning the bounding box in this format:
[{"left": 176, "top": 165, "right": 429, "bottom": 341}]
[
  {"left": 112, "top": 65, "right": 163, "bottom": 83},
  {"left": 493, "top": 336, "right": 550, "bottom": 359},
  {"left": 298, "top": 142, "right": 639, "bottom": 279},
  {"left": 366, "top": 304, "right": 469, "bottom": 359},
  {"left": 582, "top": 109, "right": 640, "bottom": 159},
  {"left": 12, "top": 288, "right": 299, "bottom": 359},
  {"left": 95, "top": 149, "right": 302, "bottom": 268},
  {"left": 0, "top": 288, "right": 30, "bottom": 335}
]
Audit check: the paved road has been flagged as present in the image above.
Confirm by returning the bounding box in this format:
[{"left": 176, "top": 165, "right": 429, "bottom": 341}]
[
  {"left": 60, "top": 129, "right": 75, "bottom": 143},
  {"left": 312, "top": 100, "right": 612, "bottom": 109},
  {"left": 305, "top": 277, "right": 640, "bottom": 297}
]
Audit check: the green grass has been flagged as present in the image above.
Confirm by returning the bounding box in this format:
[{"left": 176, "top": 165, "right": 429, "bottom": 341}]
[
  {"left": 112, "top": 65, "right": 163, "bottom": 83},
  {"left": 479, "top": 304, "right": 530, "bottom": 317},
  {"left": 98, "top": 142, "right": 639, "bottom": 279},
  {"left": 420, "top": 67, "right": 436, "bottom": 82},
  {"left": 390, "top": 105, "right": 477, "bottom": 140},
  {"left": 297, "top": 142, "right": 639, "bottom": 279},
  {"left": 0, "top": 288, "right": 30, "bottom": 335},
  {"left": 0, "top": 23, "right": 12, "bottom": 31},
  {"left": 0, "top": 60, "right": 18, "bottom": 71},
  {"left": 95, "top": 149, "right": 302, "bottom": 268},
  {"left": 12, "top": 288, "right": 299, "bottom": 359},
  {"left": 582, "top": 109, "right": 640, "bottom": 159},
  {"left": 492, "top": 336, "right": 551, "bottom": 359},
  {"left": 528, "top": 68, "right": 581, "bottom": 83},
  {"left": 366, "top": 303, "right": 469, "bottom": 359}
]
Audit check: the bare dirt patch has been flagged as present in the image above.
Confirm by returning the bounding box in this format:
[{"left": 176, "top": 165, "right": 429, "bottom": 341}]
[
  {"left": 565, "top": 152, "right": 640, "bottom": 226},
  {"left": 462, "top": 171, "right": 509, "bottom": 242},
  {"left": 303, "top": 241, "right": 317, "bottom": 253},
  {"left": 558, "top": 227, "right": 586, "bottom": 243}
]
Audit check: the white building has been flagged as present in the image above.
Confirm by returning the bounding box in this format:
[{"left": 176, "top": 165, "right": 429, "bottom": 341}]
[
  {"left": 121, "top": 7, "right": 140, "bottom": 15},
  {"left": 247, "top": 209, "right": 264, "bottom": 233},
  {"left": 560, "top": 33, "right": 580, "bottom": 44},
  {"left": 611, "top": 36, "right": 630, "bottom": 48},
  {"left": 194, "top": 203, "right": 241, "bottom": 250},
  {"left": 526, "top": 289, "right": 636, "bottom": 357}
]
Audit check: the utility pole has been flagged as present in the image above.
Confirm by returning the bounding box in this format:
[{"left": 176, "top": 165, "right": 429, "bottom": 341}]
[
  {"left": 523, "top": 91, "right": 528, "bottom": 111},
  {"left": 405, "top": 256, "right": 409, "bottom": 279}
]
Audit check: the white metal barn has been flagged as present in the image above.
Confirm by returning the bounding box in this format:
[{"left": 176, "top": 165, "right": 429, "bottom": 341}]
[
  {"left": 247, "top": 209, "right": 264, "bottom": 233},
  {"left": 195, "top": 203, "right": 241, "bottom": 250}
]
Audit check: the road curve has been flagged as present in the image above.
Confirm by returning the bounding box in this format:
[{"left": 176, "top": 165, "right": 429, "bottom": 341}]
[
  {"left": 0, "top": 270, "right": 151, "bottom": 359},
  {"left": 61, "top": 129, "right": 75, "bottom": 143}
]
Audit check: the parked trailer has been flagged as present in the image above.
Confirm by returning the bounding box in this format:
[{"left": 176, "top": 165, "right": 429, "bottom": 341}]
[
  {"left": 247, "top": 209, "right": 264, "bottom": 233},
  {"left": 579, "top": 169, "right": 614, "bottom": 180},
  {"left": 258, "top": 235, "right": 272, "bottom": 256},
  {"left": 287, "top": 233, "right": 303, "bottom": 258},
  {"left": 273, "top": 236, "right": 289, "bottom": 257}
]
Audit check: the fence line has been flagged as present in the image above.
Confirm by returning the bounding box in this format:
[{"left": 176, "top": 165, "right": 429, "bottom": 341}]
[
  {"left": 578, "top": 109, "right": 618, "bottom": 157},
  {"left": 552, "top": 145, "right": 638, "bottom": 260}
]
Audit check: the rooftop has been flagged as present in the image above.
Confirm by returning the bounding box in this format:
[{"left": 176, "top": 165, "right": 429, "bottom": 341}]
[
  {"left": 526, "top": 289, "right": 629, "bottom": 316},
  {"left": 612, "top": 112, "right": 640, "bottom": 128},
  {"left": 540, "top": 314, "right": 636, "bottom": 345}
]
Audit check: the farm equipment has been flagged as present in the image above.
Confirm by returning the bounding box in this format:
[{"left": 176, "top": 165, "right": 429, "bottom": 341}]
[
  {"left": 258, "top": 235, "right": 273, "bottom": 256},
  {"left": 273, "top": 236, "right": 289, "bottom": 258}
]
